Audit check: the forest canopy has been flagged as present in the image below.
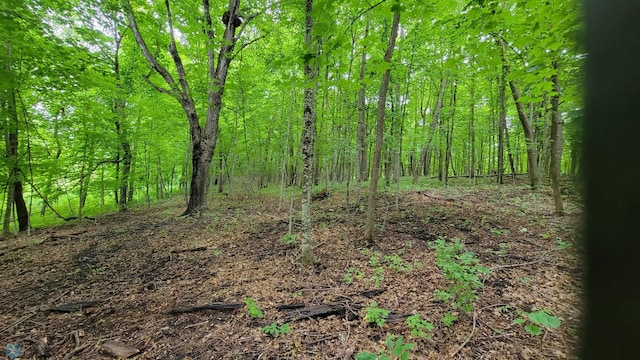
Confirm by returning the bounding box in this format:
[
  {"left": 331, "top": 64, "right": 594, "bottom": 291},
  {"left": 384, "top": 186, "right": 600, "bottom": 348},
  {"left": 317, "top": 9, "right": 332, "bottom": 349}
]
[{"left": 1, "top": 0, "right": 583, "bottom": 233}]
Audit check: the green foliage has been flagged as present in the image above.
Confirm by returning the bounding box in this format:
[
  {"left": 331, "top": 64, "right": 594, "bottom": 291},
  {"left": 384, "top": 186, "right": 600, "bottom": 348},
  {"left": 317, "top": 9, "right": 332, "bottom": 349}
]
[
  {"left": 441, "top": 312, "right": 458, "bottom": 327},
  {"left": 356, "top": 334, "right": 415, "bottom": 360},
  {"left": 555, "top": 238, "right": 572, "bottom": 250},
  {"left": 244, "top": 298, "right": 263, "bottom": 319},
  {"left": 364, "top": 301, "right": 390, "bottom": 327},
  {"left": 429, "top": 237, "right": 489, "bottom": 313},
  {"left": 280, "top": 233, "right": 297, "bottom": 245},
  {"left": 384, "top": 254, "right": 413, "bottom": 272},
  {"left": 405, "top": 314, "right": 434, "bottom": 338},
  {"left": 513, "top": 310, "right": 561, "bottom": 336},
  {"left": 368, "top": 267, "right": 385, "bottom": 288},
  {"left": 261, "top": 322, "right": 291, "bottom": 337},
  {"left": 343, "top": 267, "right": 364, "bottom": 285}
]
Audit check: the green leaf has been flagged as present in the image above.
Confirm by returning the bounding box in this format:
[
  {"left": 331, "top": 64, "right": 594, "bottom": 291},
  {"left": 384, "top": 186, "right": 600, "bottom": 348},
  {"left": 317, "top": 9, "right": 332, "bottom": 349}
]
[
  {"left": 525, "top": 324, "right": 542, "bottom": 335},
  {"left": 355, "top": 353, "right": 378, "bottom": 360}
]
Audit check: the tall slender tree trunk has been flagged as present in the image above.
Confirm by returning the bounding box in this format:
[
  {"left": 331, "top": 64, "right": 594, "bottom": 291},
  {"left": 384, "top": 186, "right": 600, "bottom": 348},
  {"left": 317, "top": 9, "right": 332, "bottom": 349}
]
[
  {"left": 444, "top": 81, "right": 457, "bottom": 185},
  {"left": 469, "top": 79, "right": 476, "bottom": 179},
  {"left": 413, "top": 73, "right": 448, "bottom": 184},
  {"left": 364, "top": 3, "right": 401, "bottom": 245},
  {"left": 300, "top": 0, "right": 319, "bottom": 265},
  {"left": 550, "top": 61, "right": 564, "bottom": 215},
  {"left": 355, "top": 17, "right": 371, "bottom": 204},
  {"left": 498, "top": 39, "right": 540, "bottom": 188}
]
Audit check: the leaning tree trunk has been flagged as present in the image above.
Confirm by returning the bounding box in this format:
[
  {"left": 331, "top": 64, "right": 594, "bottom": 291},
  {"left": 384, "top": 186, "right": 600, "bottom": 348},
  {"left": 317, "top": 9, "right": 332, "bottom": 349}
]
[
  {"left": 364, "top": 3, "right": 401, "bottom": 245},
  {"left": 300, "top": 0, "right": 319, "bottom": 265},
  {"left": 499, "top": 39, "right": 540, "bottom": 189},
  {"left": 550, "top": 61, "right": 564, "bottom": 215}
]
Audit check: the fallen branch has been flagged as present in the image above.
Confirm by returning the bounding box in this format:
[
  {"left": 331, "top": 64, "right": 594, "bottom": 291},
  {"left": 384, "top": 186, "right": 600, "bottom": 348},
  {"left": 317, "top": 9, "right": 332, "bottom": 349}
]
[
  {"left": 168, "top": 303, "right": 244, "bottom": 314},
  {"left": 170, "top": 246, "right": 208, "bottom": 254},
  {"left": 450, "top": 310, "right": 478, "bottom": 357},
  {"left": 489, "top": 258, "right": 547, "bottom": 271},
  {"left": 61, "top": 343, "right": 91, "bottom": 360},
  {"left": 0, "top": 312, "right": 37, "bottom": 334},
  {"left": 47, "top": 301, "right": 99, "bottom": 313}
]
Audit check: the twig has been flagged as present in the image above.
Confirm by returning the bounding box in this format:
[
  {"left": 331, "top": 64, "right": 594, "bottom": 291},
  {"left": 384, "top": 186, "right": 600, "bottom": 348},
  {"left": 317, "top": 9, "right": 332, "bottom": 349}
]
[
  {"left": 489, "top": 258, "right": 547, "bottom": 271},
  {"left": 0, "top": 312, "right": 37, "bottom": 334},
  {"left": 450, "top": 310, "right": 478, "bottom": 358},
  {"left": 184, "top": 320, "right": 209, "bottom": 329},
  {"left": 61, "top": 343, "right": 91, "bottom": 360}
]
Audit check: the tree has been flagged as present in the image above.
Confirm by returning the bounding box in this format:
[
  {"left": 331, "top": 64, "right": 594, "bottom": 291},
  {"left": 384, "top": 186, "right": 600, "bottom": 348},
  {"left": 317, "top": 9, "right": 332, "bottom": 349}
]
[
  {"left": 364, "top": 1, "right": 401, "bottom": 245},
  {"left": 300, "top": 0, "right": 319, "bottom": 265},
  {"left": 125, "top": 0, "right": 256, "bottom": 215}
]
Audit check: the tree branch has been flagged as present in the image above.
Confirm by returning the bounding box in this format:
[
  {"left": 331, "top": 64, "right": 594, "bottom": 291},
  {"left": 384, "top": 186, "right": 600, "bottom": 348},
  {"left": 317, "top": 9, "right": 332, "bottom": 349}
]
[
  {"left": 123, "top": 0, "right": 180, "bottom": 98},
  {"left": 142, "top": 74, "right": 173, "bottom": 96},
  {"left": 164, "top": 0, "right": 192, "bottom": 99}
]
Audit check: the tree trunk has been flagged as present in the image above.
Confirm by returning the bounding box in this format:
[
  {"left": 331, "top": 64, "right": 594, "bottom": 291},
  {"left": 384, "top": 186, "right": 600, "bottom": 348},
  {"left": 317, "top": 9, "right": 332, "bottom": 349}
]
[
  {"left": 550, "top": 61, "right": 564, "bottom": 215},
  {"left": 413, "top": 73, "right": 448, "bottom": 185},
  {"left": 126, "top": 0, "right": 243, "bottom": 216},
  {"left": 469, "top": 79, "right": 476, "bottom": 179},
  {"left": 2, "top": 43, "right": 28, "bottom": 234},
  {"left": 300, "top": 0, "right": 319, "bottom": 265},
  {"left": 364, "top": 3, "right": 401, "bottom": 245},
  {"left": 355, "top": 17, "right": 370, "bottom": 204}
]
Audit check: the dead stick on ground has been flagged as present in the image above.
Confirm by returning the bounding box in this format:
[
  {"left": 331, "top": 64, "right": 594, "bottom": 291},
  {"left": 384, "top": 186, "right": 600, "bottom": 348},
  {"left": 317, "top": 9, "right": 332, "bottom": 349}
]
[
  {"left": 450, "top": 310, "right": 478, "bottom": 358},
  {"left": 490, "top": 258, "right": 546, "bottom": 271},
  {"left": 0, "top": 312, "right": 36, "bottom": 334},
  {"left": 61, "top": 344, "right": 91, "bottom": 360}
]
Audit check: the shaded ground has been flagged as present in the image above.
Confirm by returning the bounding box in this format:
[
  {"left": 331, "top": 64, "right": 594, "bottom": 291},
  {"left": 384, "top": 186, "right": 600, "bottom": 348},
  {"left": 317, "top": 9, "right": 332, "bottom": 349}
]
[{"left": 0, "top": 184, "right": 582, "bottom": 359}]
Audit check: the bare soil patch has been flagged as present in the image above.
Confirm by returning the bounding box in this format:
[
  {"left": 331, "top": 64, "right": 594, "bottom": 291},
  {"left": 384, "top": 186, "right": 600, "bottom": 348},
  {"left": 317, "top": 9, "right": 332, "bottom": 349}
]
[{"left": 0, "top": 185, "right": 582, "bottom": 359}]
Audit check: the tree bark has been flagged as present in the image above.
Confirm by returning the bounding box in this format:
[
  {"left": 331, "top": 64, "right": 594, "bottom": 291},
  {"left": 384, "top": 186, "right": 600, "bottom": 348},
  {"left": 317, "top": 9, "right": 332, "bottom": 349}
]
[
  {"left": 550, "top": 61, "right": 564, "bottom": 215},
  {"left": 300, "top": 0, "right": 319, "bottom": 265},
  {"left": 364, "top": 3, "right": 401, "bottom": 245}
]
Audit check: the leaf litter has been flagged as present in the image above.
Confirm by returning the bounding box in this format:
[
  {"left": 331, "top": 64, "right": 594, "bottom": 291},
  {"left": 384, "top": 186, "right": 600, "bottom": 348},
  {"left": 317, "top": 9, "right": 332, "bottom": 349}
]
[{"left": 0, "top": 184, "right": 582, "bottom": 359}]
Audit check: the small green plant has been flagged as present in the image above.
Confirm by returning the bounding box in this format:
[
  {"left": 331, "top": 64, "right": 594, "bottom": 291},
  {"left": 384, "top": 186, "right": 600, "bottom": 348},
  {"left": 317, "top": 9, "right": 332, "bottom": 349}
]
[
  {"left": 292, "top": 291, "right": 303, "bottom": 298},
  {"left": 244, "top": 298, "right": 263, "bottom": 319},
  {"left": 364, "top": 301, "right": 389, "bottom": 327},
  {"left": 441, "top": 312, "right": 458, "bottom": 327},
  {"left": 214, "top": 249, "right": 222, "bottom": 256},
  {"left": 555, "top": 237, "right": 572, "bottom": 250},
  {"left": 513, "top": 310, "right": 561, "bottom": 335},
  {"left": 429, "top": 237, "right": 489, "bottom": 313},
  {"left": 261, "top": 322, "right": 291, "bottom": 337},
  {"left": 369, "top": 252, "right": 382, "bottom": 267},
  {"left": 355, "top": 333, "right": 415, "bottom": 360},
  {"left": 280, "top": 233, "right": 297, "bottom": 245},
  {"left": 406, "top": 314, "right": 434, "bottom": 338},
  {"left": 384, "top": 254, "right": 413, "bottom": 272},
  {"left": 343, "top": 267, "right": 364, "bottom": 285},
  {"left": 486, "top": 242, "right": 511, "bottom": 256},
  {"left": 368, "top": 267, "right": 385, "bottom": 288}
]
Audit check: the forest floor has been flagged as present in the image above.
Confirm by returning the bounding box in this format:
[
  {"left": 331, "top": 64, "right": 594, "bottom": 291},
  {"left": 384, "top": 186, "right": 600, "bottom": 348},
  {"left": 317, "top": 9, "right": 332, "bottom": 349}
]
[{"left": 0, "top": 181, "right": 583, "bottom": 359}]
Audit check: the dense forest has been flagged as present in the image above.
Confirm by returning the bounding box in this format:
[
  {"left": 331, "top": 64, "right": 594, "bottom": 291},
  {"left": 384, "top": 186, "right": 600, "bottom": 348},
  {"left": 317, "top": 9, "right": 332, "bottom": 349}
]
[
  {"left": 1, "top": 0, "right": 582, "bottom": 234},
  {"left": 1, "top": 1, "right": 586, "bottom": 358}
]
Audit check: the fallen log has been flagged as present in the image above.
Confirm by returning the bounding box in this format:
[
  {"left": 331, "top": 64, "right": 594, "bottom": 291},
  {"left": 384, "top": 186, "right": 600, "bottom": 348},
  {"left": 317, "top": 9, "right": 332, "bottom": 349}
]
[
  {"left": 47, "top": 301, "right": 99, "bottom": 313},
  {"left": 168, "top": 303, "right": 244, "bottom": 314},
  {"left": 282, "top": 303, "right": 346, "bottom": 322},
  {"left": 170, "top": 246, "right": 208, "bottom": 254}
]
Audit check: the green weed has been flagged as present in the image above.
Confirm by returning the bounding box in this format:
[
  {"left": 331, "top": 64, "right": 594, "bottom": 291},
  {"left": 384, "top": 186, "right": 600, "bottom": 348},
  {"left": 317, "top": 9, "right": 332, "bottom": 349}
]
[{"left": 364, "top": 301, "right": 389, "bottom": 327}]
